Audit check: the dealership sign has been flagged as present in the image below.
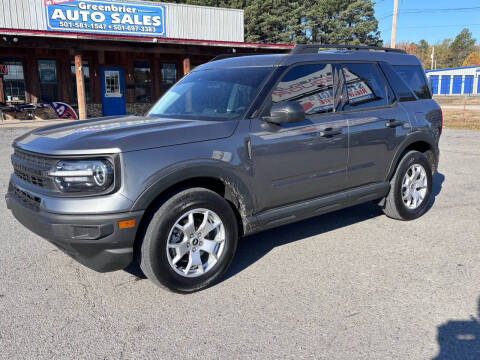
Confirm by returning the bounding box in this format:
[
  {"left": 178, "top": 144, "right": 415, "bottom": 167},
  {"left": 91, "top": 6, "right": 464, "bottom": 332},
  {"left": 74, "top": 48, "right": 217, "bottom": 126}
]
[{"left": 45, "top": 0, "right": 166, "bottom": 37}]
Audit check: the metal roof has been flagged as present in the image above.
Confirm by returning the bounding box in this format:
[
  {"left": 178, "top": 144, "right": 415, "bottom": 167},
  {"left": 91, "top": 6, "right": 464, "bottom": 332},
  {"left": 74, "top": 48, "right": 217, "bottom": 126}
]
[{"left": 0, "top": 0, "right": 245, "bottom": 43}]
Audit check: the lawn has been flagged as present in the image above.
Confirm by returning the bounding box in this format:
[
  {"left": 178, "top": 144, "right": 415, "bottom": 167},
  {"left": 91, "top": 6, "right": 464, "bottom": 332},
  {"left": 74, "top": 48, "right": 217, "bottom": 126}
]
[{"left": 442, "top": 108, "right": 480, "bottom": 130}]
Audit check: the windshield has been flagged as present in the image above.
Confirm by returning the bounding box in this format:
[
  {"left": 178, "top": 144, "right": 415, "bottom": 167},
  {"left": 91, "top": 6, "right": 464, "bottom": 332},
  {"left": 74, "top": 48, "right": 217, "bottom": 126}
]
[{"left": 147, "top": 67, "right": 272, "bottom": 120}]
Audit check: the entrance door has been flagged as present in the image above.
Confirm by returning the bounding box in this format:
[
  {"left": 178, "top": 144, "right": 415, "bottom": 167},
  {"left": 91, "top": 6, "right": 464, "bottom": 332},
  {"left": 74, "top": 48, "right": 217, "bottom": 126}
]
[{"left": 101, "top": 67, "right": 126, "bottom": 116}]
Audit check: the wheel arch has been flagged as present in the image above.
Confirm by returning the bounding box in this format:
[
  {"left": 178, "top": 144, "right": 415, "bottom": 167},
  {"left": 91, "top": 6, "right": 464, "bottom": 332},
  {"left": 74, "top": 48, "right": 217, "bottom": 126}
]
[
  {"left": 386, "top": 132, "right": 438, "bottom": 181},
  {"left": 131, "top": 165, "right": 255, "bottom": 237}
]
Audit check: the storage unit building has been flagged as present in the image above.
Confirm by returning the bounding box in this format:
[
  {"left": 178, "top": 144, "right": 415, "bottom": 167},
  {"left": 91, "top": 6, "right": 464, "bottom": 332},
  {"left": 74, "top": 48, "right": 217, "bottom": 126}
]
[{"left": 425, "top": 66, "right": 480, "bottom": 96}]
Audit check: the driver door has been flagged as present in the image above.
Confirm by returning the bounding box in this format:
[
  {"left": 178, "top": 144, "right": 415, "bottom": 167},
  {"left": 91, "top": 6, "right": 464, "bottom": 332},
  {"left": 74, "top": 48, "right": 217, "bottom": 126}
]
[{"left": 250, "top": 63, "right": 349, "bottom": 212}]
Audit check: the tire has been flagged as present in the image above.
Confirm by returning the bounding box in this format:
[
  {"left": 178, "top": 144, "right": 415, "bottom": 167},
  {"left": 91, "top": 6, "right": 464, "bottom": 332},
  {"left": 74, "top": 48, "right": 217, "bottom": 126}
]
[
  {"left": 382, "top": 150, "right": 433, "bottom": 221},
  {"left": 138, "top": 188, "right": 238, "bottom": 293}
]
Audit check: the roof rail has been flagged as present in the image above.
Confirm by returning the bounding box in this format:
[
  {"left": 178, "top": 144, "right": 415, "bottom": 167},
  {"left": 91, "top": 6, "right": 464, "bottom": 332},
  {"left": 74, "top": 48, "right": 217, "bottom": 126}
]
[
  {"left": 209, "top": 53, "right": 271, "bottom": 62},
  {"left": 291, "top": 44, "right": 406, "bottom": 54}
]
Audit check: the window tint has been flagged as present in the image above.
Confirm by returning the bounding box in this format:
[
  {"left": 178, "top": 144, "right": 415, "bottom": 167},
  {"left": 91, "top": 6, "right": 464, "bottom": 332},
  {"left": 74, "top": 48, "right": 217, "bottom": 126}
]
[
  {"left": 148, "top": 67, "right": 271, "bottom": 121},
  {"left": 161, "top": 63, "right": 177, "bottom": 92},
  {"left": 272, "top": 63, "right": 334, "bottom": 115},
  {"left": 341, "top": 63, "right": 388, "bottom": 111},
  {"left": 70, "top": 60, "right": 91, "bottom": 103},
  {"left": 38, "top": 60, "right": 58, "bottom": 102},
  {"left": 134, "top": 61, "right": 152, "bottom": 103},
  {"left": 393, "top": 65, "right": 431, "bottom": 99},
  {"left": 378, "top": 63, "right": 416, "bottom": 102}
]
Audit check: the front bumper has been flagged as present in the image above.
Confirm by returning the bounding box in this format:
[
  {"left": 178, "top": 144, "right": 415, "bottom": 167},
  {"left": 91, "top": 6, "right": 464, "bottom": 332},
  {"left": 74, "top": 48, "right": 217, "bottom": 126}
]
[{"left": 6, "top": 192, "right": 144, "bottom": 273}]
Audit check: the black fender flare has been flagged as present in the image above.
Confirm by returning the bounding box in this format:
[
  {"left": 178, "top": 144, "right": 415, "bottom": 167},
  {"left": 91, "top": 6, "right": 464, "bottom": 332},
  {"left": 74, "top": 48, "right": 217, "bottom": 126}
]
[
  {"left": 130, "top": 161, "right": 255, "bottom": 220},
  {"left": 385, "top": 131, "right": 439, "bottom": 181}
]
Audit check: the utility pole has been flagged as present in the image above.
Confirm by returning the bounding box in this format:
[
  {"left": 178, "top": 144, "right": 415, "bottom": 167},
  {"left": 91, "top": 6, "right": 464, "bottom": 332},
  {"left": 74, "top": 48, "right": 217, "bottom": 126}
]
[
  {"left": 390, "top": 0, "right": 399, "bottom": 48},
  {"left": 431, "top": 46, "right": 435, "bottom": 70}
]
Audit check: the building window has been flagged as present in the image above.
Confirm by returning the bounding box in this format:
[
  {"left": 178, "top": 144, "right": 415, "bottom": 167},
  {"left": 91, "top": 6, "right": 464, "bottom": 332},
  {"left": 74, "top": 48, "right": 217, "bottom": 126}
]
[
  {"left": 134, "top": 61, "right": 152, "bottom": 103},
  {"left": 104, "top": 70, "right": 121, "bottom": 97},
  {"left": 70, "top": 61, "right": 91, "bottom": 104},
  {"left": 1, "top": 60, "right": 26, "bottom": 103},
  {"left": 162, "top": 63, "right": 177, "bottom": 91},
  {"left": 38, "top": 60, "right": 58, "bottom": 102}
]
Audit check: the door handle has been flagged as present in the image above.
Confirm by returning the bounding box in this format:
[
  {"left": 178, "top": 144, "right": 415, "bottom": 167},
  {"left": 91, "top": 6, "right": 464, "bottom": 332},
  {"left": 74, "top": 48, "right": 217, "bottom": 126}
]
[
  {"left": 319, "top": 127, "right": 343, "bottom": 137},
  {"left": 385, "top": 120, "right": 405, "bottom": 128}
]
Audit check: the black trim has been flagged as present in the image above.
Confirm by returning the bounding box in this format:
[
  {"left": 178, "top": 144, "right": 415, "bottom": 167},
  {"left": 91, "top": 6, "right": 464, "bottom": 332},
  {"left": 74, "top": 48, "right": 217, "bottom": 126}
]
[
  {"left": 6, "top": 193, "right": 144, "bottom": 272},
  {"left": 244, "top": 182, "right": 390, "bottom": 235},
  {"left": 291, "top": 44, "right": 406, "bottom": 54}
]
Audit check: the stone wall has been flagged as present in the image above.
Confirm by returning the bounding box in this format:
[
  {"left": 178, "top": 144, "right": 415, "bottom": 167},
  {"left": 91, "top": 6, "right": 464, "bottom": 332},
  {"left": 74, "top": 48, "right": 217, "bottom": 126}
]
[
  {"left": 127, "top": 103, "right": 152, "bottom": 116},
  {"left": 86, "top": 103, "right": 152, "bottom": 118}
]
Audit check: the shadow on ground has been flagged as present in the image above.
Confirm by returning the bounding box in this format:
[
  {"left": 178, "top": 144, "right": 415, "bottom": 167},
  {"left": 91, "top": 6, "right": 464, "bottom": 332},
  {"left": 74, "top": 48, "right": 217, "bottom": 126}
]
[
  {"left": 125, "top": 172, "right": 445, "bottom": 282},
  {"left": 434, "top": 297, "right": 480, "bottom": 360}
]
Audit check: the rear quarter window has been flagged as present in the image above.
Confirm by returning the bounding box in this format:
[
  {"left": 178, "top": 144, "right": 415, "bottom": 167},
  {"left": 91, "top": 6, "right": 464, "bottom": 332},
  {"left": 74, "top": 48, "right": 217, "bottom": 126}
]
[{"left": 393, "top": 65, "right": 432, "bottom": 99}]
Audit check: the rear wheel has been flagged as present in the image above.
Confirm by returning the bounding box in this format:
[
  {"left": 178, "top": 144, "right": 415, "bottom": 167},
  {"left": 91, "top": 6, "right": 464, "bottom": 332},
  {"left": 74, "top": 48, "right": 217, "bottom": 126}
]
[
  {"left": 138, "top": 188, "right": 238, "bottom": 293},
  {"left": 382, "top": 150, "right": 433, "bottom": 221}
]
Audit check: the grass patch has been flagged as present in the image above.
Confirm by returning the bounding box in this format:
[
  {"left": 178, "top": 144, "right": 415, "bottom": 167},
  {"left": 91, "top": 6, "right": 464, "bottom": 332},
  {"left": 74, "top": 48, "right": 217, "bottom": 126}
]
[
  {"left": 442, "top": 109, "right": 480, "bottom": 130},
  {"left": 434, "top": 96, "right": 480, "bottom": 106}
]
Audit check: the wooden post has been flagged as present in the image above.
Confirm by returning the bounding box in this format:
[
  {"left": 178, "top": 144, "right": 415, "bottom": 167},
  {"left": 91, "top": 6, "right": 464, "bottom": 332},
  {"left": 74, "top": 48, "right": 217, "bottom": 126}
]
[
  {"left": 183, "top": 57, "right": 191, "bottom": 76},
  {"left": 0, "top": 76, "right": 4, "bottom": 103},
  {"left": 75, "top": 54, "right": 87, "bottom": 120}
]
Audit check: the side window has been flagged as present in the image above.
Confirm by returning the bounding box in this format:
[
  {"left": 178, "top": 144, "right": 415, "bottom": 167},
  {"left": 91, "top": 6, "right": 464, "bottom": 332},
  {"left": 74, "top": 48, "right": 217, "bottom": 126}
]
[
  {"left": 393, "top": 65, "right": 431, "bottom": 99},
  {"left": 341, "top": 63, "right": 388, "bottom": 111},
  {"left": 272, "top": 63, "right": 334, "bottom": 115},
  {"left": 379, "top": 63, "right": 417, "bottom": 102}
]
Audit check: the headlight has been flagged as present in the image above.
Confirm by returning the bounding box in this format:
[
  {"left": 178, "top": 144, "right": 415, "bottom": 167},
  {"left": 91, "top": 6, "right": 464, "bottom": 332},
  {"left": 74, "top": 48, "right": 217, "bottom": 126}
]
[{"left": 48, "top": 159, "right": 114, "bottom": 193}]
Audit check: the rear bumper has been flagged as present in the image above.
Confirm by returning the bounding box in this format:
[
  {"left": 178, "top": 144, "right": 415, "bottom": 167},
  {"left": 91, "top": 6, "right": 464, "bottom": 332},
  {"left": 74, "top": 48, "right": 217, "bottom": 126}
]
[{"left": 6, "top": 193, "right": 144, "bottom": 272}]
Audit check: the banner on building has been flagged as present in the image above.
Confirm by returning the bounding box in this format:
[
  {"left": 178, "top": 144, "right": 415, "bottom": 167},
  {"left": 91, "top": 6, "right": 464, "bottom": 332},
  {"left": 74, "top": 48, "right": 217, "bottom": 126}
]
[
  {"left": 0, "top": 65, "right": 8, "bottom": 76},
  {"left": 45, "top": 0, "right": 166, "bottom": 37}
]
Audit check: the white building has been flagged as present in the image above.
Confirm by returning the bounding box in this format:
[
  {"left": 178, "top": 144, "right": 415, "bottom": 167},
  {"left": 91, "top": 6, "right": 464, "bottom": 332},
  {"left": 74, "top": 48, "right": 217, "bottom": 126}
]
[{"left": 425, "top": 66, "right": 480, "bottom": 96}]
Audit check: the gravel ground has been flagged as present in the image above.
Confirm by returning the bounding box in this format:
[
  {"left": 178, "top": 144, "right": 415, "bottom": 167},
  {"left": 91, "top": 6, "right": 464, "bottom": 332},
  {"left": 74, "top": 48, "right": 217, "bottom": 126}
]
[{"left": 0, "top": 128, "right": 479, "bottom": 360}]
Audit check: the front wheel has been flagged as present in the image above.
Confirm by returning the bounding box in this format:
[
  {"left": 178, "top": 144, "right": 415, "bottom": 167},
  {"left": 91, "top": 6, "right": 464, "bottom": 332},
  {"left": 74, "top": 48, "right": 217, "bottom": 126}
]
[
  {"left": 138, "top": 188, "right": 238, "bottom": 293},
  {"left": 382, "top": 150, "right": 433, "bottom": 221}
]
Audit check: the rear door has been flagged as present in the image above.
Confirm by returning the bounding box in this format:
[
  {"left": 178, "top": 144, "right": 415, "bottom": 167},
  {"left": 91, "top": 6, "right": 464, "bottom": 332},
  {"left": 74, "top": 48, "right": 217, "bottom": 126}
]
[{"left": 339, "top": 62, "right": 410, "bottom": 188}]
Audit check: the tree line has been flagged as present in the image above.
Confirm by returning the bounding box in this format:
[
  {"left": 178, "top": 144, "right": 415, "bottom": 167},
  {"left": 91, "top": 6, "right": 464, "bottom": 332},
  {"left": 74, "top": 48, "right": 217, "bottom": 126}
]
[
  {"left": 157, "top": 0, "right": 381, "bottom": 45},
  {"left": 397, "top": 29, "right": 480, "bottom": 69}
]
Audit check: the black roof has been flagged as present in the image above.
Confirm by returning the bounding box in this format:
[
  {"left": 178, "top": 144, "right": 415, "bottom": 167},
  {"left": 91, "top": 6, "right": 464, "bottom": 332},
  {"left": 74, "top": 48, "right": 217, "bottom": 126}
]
[{"left": 197, "top": 45, "right": 421, "bottom": 71}]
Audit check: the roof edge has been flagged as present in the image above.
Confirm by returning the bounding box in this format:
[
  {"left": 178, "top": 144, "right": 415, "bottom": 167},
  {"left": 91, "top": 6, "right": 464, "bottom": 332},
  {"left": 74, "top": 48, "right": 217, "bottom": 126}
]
[{"left": 0, "top": 28, "right": 294, "bottom": 50}]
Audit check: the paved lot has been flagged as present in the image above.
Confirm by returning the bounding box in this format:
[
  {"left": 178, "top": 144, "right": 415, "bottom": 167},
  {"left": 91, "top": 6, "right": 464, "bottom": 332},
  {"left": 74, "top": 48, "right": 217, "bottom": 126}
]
[{"left": 0, "top": 128, "right": 479, "bottom": 360}]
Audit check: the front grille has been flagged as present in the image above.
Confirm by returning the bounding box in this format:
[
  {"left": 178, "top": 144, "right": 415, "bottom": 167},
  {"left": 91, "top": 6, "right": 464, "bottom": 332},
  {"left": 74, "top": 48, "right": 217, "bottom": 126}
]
[
  {"left": 11, "top": 148, "right": 57, "bottom": 189},
  {"left": 8, "top": 182, "right": 41, "bottom": 211}
]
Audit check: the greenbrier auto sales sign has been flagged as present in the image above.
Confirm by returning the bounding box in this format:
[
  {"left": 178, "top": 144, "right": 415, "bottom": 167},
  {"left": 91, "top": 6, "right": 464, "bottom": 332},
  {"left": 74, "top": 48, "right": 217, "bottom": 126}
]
[{"left": 45, "top": 0, "right": 166, "bottom": 37}]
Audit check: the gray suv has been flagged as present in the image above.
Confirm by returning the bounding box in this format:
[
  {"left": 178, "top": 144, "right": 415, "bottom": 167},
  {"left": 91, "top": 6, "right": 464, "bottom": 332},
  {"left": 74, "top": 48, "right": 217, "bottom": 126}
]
[{"left": 6, "top": 45, "right": 441, "bottom": 293}]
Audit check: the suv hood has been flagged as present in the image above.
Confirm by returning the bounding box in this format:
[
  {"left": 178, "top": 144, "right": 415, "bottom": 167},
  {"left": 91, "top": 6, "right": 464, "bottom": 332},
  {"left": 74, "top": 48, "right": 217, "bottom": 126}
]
[{"left": 14, "top": 115, "right": 237, "bottom": 155}]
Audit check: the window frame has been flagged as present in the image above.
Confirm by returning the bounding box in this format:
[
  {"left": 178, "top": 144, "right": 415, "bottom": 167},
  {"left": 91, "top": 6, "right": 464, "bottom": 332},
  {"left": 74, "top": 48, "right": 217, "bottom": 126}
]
[
  {"left": 1, "top": 58, "right": 27, "bottom": 103},
  {"left": 259, "top": 60, "right": 399, "bottom": 120},
  {"left": 38, "top": 59, "right": 59, "bottom": 103},
  {"left": 70, "top": 59, "right": 92, "bottom": 104},
  {"left": 339, "top": 62, "right": 397, "bottom": 114},
  {"left": 133, "top": 60, "right": 153, "bottom": 103}
]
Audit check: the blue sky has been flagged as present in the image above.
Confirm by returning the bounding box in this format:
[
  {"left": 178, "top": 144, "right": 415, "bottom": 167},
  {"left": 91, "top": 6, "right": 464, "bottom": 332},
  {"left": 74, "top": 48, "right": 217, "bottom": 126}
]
[{"left": 374, "top": 0, "right": 480, "bottom": 45}]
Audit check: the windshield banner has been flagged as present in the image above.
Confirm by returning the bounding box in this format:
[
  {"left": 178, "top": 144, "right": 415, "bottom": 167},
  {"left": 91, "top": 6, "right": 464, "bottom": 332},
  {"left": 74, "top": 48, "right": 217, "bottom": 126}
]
[{"left": 45, "top": 0, "right": 166, "bottom": 37}]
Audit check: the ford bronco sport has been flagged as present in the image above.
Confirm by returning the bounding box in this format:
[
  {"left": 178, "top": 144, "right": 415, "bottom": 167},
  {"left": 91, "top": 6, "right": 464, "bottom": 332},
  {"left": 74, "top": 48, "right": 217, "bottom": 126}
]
[{"left": 6, "top": 44, "right": 441, "bottom": 293}]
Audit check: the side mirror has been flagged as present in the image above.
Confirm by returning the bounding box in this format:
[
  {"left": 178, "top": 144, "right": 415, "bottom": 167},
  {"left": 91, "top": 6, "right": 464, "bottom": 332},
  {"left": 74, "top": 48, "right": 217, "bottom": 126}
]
[{"left": 263, "top": 101, "right": 305, "bottom": 124}]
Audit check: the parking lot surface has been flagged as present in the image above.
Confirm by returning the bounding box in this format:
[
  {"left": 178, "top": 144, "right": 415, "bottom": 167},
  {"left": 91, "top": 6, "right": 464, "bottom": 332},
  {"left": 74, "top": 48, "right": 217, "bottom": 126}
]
[{"left": 0, "top": 128, "right": 479, "bottom": 359}]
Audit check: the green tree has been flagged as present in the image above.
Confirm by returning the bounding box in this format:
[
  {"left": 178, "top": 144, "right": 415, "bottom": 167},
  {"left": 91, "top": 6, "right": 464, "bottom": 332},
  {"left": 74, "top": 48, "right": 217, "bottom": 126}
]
[
  {"left": 163, "top": 0, "right": 381, "bottom": 45},
  {"left": 448, "top": 28, "right": 476, "bottom": 67}
]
